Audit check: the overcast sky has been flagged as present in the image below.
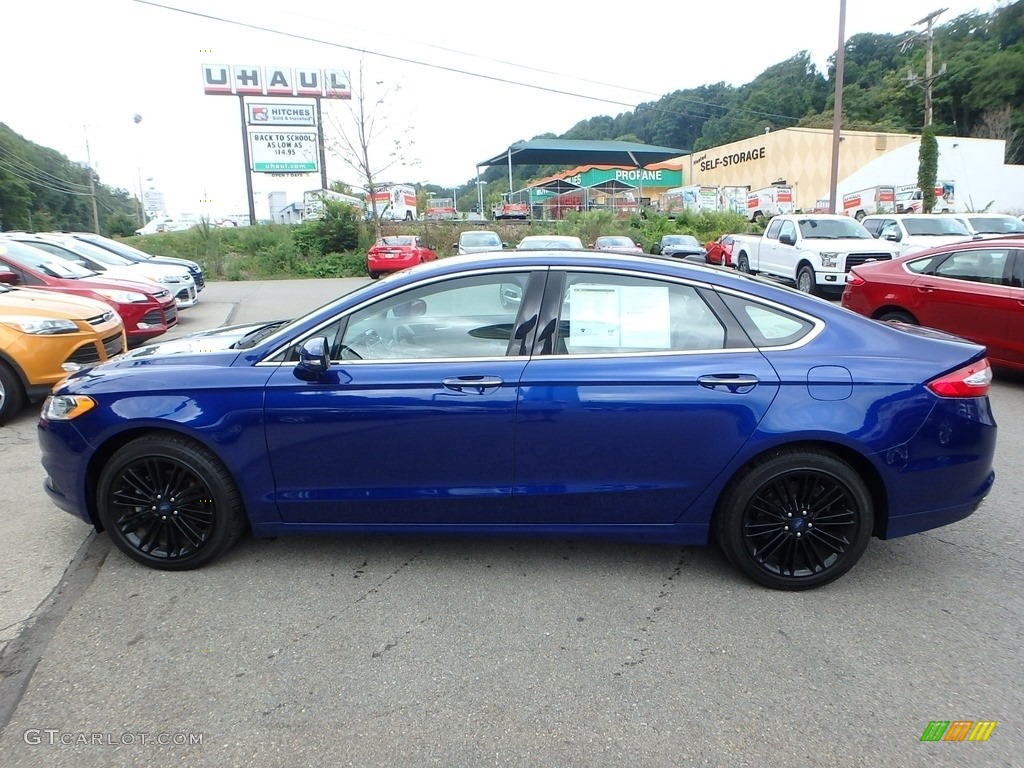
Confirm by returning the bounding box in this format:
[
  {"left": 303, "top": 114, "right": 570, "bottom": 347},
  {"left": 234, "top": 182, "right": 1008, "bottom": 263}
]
[{"left": 1, "top": 0, "right": 1002, "bottom": 218}]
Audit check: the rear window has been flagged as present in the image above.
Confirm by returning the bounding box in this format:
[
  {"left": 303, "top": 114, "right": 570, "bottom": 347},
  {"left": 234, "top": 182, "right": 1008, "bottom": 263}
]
[{"left": 719, "top": 294, "right": 815, "bottom": 347}]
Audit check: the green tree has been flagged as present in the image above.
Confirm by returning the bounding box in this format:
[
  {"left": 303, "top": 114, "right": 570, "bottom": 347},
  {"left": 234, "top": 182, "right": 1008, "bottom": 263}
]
[{"left": 918, "top": 125, "right": 939, "bottom": 213}]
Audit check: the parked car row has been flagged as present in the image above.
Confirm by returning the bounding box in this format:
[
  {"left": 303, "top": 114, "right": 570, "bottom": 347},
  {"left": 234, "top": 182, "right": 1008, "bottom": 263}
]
[{"left": 0, "top": 232, "right": 205, "bottom": 423}]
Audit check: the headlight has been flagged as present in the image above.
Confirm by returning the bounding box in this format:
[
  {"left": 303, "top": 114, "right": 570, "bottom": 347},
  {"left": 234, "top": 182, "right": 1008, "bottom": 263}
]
[
  {"left": 94, "top": 289, "right": 149, "bottom": 304},
  {"left": 1, "top": 316, "right": 78, "bottom": 334},
  {"left": 159, "top": 275, "right": 183, "bottom": 283},
  {"left": 42, "top": 394, "right": 96, "bottom": 420},
  {"left": 820, "top": 251, "right": 839, "bottom": 268}
]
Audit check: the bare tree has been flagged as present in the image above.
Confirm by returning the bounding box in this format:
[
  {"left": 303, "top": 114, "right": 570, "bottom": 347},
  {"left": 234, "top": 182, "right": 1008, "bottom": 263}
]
[
  {"left": 323, "top": 61, "right": 418, "bottom": 239},
  {"left": 971, "top": 106, "right": 1021, "bottom": 163}
]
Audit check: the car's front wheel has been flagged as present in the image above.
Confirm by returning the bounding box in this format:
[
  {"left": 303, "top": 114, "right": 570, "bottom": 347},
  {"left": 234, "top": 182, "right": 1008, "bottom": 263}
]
[
  {"left": 97, "top": 435, "right": 247, "bottom": 570},
  {"left": 714, "top": 448, "right": 873, "bottom": 590},
  {"left": 0, "top": 361, "right": 26, "bottom": 426},
  {"left": 796, "top": 264, "right": 820, "bottom": 296}
]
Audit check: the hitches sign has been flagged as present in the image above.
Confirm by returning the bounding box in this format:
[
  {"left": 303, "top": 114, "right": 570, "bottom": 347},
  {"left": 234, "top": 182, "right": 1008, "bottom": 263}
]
[
  {"left": 250, "top": 131, "right": 319, "bottom": 173},
  {"left": 247, "top": 102, "right": 316, "bottom": 126},
  {"left": 202, "top": 65, "right": 351, "bottom": 98}
]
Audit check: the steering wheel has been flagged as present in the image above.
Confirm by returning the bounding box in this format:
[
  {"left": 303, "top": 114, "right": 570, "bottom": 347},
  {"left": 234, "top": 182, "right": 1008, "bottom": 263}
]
[{"left": 392, "top": 323, "right": 416, "bottom": 346}]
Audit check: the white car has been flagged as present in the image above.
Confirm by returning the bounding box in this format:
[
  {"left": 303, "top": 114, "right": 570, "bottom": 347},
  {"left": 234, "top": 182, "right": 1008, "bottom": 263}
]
[
  {"left": 942, "top": 213, "right": 1024, "bottom": 237},
  {"left": 515, "top": 235, "right": 585, "bottom": 251},
  {"left": 860, "top": 214, "right": 973, "bottom": 256},
  {"left": 134, "top": 217, "right": 199, "bottom": 236},
  {"left": 8, "top": 234, "right": 199, "bottom": 308}
]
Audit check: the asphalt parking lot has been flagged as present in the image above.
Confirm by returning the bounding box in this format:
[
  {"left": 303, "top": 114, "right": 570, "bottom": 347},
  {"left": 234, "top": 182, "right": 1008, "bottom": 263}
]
[{"left": 0, "top": 278, "right": 1021, "bottom": 767}]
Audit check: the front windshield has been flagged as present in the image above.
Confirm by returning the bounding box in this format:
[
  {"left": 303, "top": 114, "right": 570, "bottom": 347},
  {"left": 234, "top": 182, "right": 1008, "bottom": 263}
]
[
  {"left": 968, "top": 216, "right": 1024, "bottom": 234},
  {"left": 79, "top": 235, "right": 157, "bottom": 261},
  {"left": 797, "top": 218, "right": 872, "bottom": 239},
  {"left": 903, "top": 217, "right": 971, "bottom": 236},
  {"left": 0, "top": 240, "right": 95, "bottom": 278},
  {"left": 51, "top": 238, "right": 134, "bottom": 266},
  {"left": 598, "top": 236, "right": 633, "bottom": 247},
  {"left": 461, "top": 233, "right": 501, "bottom": 247}
]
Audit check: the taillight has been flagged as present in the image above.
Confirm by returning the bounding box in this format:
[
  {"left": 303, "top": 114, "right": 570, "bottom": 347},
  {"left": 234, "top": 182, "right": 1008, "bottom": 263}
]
[
  {"left": 846, "top": 270, "right": 865, "bottom": 288},
  {"left": 926, "top": 359, "right": 992, "bottom": 398}
]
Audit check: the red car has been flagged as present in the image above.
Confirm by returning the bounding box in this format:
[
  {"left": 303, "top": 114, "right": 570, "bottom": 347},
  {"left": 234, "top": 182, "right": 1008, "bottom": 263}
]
[
  {"left": 367, "top": 236, "right": 438, "bottom": 279},
  {"left": 0, "top": 238, "right": 177, "bottom": 344},
  {"left": 842, "top": 237, "right": 1024, "bottom": 371},
  {"left": 705, "top": 235, "right": 736, "bottom": 267}
]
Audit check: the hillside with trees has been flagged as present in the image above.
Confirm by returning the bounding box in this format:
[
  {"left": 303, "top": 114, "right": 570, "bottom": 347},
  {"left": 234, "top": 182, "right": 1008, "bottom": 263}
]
[
  {"left": 474, "top": 2, "right": 1024, "bottom": 200},
  {"left": 0, "top": 123, "right": 139, "bottom": 235}
]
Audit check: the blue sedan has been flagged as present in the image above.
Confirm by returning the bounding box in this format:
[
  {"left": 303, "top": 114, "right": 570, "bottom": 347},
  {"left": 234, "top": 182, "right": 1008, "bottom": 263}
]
[{"left": 38, "top": 252, "right": 997, "bottom": 590}]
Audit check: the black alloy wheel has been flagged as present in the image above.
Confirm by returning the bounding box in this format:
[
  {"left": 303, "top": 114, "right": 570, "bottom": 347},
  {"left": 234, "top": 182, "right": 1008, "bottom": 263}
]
[
  {"left": 97, "top": 435, "right": 246, "bottom": 570},
  {"left": 715, "top": 448, "right": 873, "bottom": 590}
]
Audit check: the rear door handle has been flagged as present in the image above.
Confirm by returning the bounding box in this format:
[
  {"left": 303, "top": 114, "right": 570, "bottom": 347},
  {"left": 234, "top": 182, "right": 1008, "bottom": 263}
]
[
  {"left": 442, "top": 376, "right": 504, "bottom": 394},
  {"left": 697, "top": 375, "right": 759, "bottom": 393}
]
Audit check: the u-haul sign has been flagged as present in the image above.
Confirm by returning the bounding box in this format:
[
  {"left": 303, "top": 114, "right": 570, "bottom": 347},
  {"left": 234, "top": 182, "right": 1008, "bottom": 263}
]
[
  {"left": 249, "top": 130, "right": 319, "bottom": 173},
  {"left": 247, "top": 102, "right": 316, "bottom": 126},
  {"left": 202, "top": 65, "right": 351, "bottom": 98}
]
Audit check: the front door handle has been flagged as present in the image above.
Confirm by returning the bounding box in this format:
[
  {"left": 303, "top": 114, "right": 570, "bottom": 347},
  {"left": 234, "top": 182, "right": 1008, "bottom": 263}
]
[
  {"left": 697, "top": 374, "right": 759, "bottom": 393},
  {"left": 442, "top": 376, "right": 504, "bottom": 394}
]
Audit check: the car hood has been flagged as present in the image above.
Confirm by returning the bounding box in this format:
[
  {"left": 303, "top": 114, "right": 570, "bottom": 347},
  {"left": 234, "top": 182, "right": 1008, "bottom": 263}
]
[
  {"left": 806, "top": 237, "right": 895, "bottom": 251},
  {"left": 0, "top": 287, "right": 116, "bottom": 320},
  {"left": 79, "top": 275, "right": 165, "bottom": 295},
  {"left": 119, "top": 321, "right": 276, "bottom": 359}
]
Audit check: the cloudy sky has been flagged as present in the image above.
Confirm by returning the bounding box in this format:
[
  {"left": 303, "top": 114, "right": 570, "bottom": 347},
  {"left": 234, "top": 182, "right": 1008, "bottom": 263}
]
[{"left": 1, "top": 0, "right": 1002, "bottom": 218}]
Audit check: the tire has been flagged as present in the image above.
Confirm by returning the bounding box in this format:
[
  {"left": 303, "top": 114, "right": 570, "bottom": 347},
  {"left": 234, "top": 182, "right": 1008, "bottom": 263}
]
[
  {"left": 0, "top": 360, "right": 26, "bottom": 426},
  {"left": 877, "top": 309, "right": 916, "bottom": 324},
  {"left": 714, "top": 448, "right": 874, "bottom": 590},
  {"left": 404, "top": 212, "right": 413, "bottom": 221},
  {"left": 796, "top": 264, "right": 820, "bottom": 296},
  {"left": 97, "top": 435, "right": 247, "bottom": 570},
  {"left": 737, "top": 254, "right": 752, "bottom": 274},
  {"left": 368, "top": 271, "right": 380, "bottom": 280},
  {"left": 855, "top": 211, "right": 866, "bottom": 221}
]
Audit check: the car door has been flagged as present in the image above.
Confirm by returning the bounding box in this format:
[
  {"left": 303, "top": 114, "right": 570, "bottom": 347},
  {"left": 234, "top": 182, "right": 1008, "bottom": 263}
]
[
  {"left": 513, "top": 269, "right": 780, "bottom": 526},
  {"left": 1007, "top": 250, "right": 1024, "bottom": 367},
  {"left": 263, "top": 269, "right": 543, "bottom": 524},
  {"left": 912, "top": 246, "right": 1013, "bottom": 360},
  {"left": 758, "top": 217, "right": 785, "bottom": 275}
]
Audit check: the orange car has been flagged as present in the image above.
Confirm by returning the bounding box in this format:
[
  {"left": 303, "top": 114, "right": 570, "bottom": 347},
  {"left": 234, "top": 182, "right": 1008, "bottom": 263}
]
[{"left": 0, "top": 282, "right": 126, "bottom": 424}]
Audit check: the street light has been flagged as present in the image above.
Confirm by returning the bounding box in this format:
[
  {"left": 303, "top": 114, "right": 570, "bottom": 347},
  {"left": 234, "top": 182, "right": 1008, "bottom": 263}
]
[{"left": 132, "top": 114, "right": 145, "bottom": 226}]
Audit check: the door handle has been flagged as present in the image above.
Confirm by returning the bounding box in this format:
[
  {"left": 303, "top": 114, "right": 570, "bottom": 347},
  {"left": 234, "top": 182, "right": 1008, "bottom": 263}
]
[
  {"left": 442, "top": 376, "right": 504, "bottom": 394},
  {"left": 917, "top": 284, "right": 937, "bottom": 293},
  {"left": 697, "top": 375, "right": 759, "bottom": 393}
]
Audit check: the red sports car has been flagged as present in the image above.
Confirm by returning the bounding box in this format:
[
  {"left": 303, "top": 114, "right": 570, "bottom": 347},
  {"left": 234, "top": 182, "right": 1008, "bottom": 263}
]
[
  {"left": 705, "top": 235, "right": 736, "bottom": 267},
  {"left": 842, "top": 237, "right": 1024, "bottom": 371},
  {"left": 367, "top": 236, "right": 438, "bottom": 279},
  {"left": 0, "top": 238, "right": 177, "bottom": 344}
]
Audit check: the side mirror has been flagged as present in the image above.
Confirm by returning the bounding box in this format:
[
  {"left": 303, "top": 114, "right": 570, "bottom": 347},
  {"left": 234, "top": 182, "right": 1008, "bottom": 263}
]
[
  {"left": 650, "top": 243, "right": 662, "bottom": 255},
  {"left": 884, "top": 233, "right": 901, "bottom": 242},
  {"left": 452, "top": 243, "right": 458, "bottom": 250},
  {"left": 295, "top": 336, "right": 329, "bottom": 380},
  {"left": 0, "top": 270, "right": 18, "bottom": 285},
  {"left": 779, "top": 232, "right": 796, "bottom": 246}
]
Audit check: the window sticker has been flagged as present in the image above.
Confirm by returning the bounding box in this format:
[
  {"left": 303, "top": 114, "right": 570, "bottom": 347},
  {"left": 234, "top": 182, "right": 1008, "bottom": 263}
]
[{"left": 567, "top": 283, "right": 670, "bottom": 349}]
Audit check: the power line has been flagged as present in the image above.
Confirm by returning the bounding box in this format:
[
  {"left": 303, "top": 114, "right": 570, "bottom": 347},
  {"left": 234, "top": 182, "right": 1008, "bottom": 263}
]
[
  {"left": 0, "top": 146, "right": 94, "bottom": 192},
  {"left": 134, "top": 0, "right": 803, "bottom": 127},
  {"left": 0, "top": 158, "right": 97, "bottom": 196}
]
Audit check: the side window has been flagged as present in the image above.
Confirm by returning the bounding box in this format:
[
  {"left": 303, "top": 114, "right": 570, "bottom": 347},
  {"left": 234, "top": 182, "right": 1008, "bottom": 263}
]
[
  {"left": 878, "top": 221, "right": 901, "bottom": 241},
  {"left": 932, "top": 249, "right": 1009, "bottom": 285},
  {"left": 0, "top": 260, "right": 37, "bottom": 286},
  {"left": 336, "top": 272, "right": 532, "bottom": 360},
  {"left": 764, "top": 219, "right": 783, "bottom": 240},
  {"left": 1012, "top": 251, "right": 1023, "bottom": 288},
  {"left": 556, "top": 273, "right": 725, "bottom": 355},
  {"left": 720, "top": 294, "right": 815, "bottom": 347},
  {"left": 861, "top": 219, "right": 881, "bottom": 237},
  {"left": 778, "top": 220, "right": 797, "bottom": 242}
]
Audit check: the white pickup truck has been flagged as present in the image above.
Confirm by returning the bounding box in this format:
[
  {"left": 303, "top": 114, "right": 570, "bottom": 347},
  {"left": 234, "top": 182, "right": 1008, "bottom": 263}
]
[{"left": 730, "top": 214, "right": 899, "bottom": 296}]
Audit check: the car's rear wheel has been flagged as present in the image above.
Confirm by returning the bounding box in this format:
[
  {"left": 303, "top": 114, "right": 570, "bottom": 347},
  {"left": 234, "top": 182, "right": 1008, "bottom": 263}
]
[
  {"left": 368, "top": 271, "right": 380, "bottom": 280},
  {"left": 878, "top": 309, "right": 916, "bottom": 324},
  {"left": 97, "top": 435, "right": 246, "bottom": 570},
  {"left": 0, "top": 361, "right": 26, "bottom": 426},
  {"left": 714, "top": 448, "right": 873, "bottom": 590},
  {"left": 737, "top": 255, "right": 751, "bottom": 273}
]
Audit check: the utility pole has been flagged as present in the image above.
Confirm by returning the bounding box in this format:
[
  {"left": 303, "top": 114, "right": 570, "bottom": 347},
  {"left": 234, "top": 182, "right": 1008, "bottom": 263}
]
[
  {"left": 828, "top": 0, "right": 847, "bottom": 215},
  {"left": 83, "top": 126, "right": 101, "bottom": 234},
  {"left": 905, "top": 8, "right": 948, "bottom": 127}
]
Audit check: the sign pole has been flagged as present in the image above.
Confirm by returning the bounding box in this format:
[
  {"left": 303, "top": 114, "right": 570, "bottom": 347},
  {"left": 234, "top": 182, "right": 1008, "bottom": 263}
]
[
  {"left": 239, "top": 95, "right": 257, "bottom": 225},
  {"left": 316, "top": 98, "right": 328, "bottom": 191}
]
